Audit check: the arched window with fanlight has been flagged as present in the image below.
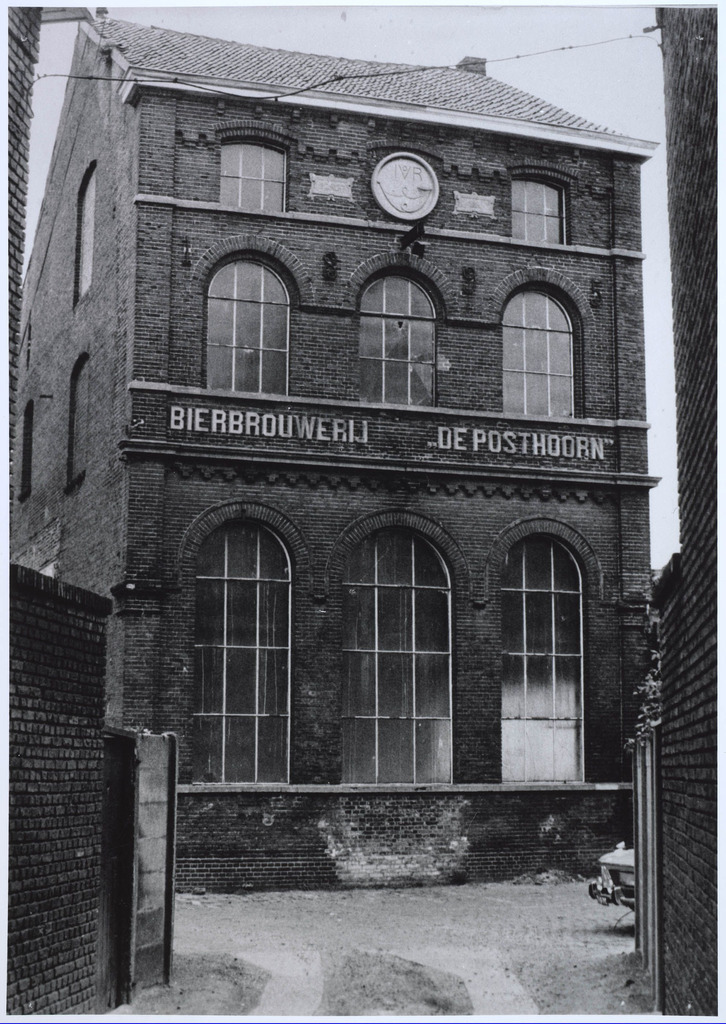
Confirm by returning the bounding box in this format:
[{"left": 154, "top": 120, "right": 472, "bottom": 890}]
[
  {"left": 74, "top": 162, "right": 96, "bottom": 304},
  {"left": 359, "top": 276, "right": 435, "bottom": 406},
  {"left": 342, "top": 528, "right": 452, "bottom": 783},
  {"left": 501, "top": 536, "right": 584, "bottom": 782},
  {"left": 502, "top": 290, "right": 574, "bottom": 417},
  {"left": 193, "top": 522, "right": 291, "bottom": 783},
  {"left": 207, "top": 261, "right": 289, "bottom": 394}
]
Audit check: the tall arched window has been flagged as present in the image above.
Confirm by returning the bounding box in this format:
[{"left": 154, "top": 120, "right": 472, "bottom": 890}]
[
  {"left": 342, "top": 529, "right": 451, "bottom": 783},
  {"left": 207, "top": 261, "right": 289, "bottom": 394},
  {"left": 193, "top": 522, "right": 291, "bottom": 783},
  {"left": 359, "top": 276, "right": 435, "bottom": 406},
  {"left": 74, "top": 163, "right": 96, "bottom": 304},
  {"left": 501, "top": 536, "right": 583, "bottom": 782},
  {"left": 20, "top": 400, "right": 33, "bottom": 499},
  {"left": 511, "top": 179, "right": 565, "bottom": 243},
  {"left": 502, "top": 291, "right": 573, "bottom": 417},
  {"left": 67, "top": 354, "right": 89, "bottom": 489},
  {"left": 220, "top": 143, "right": 285, "bottom": 212}
]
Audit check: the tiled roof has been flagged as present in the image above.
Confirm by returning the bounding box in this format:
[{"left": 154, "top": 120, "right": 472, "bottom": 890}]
[{"left": 97, "top": 18, "right": 617, "bottom": 135}]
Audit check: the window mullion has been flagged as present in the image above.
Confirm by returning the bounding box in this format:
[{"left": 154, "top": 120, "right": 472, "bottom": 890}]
[
  {"left": 521, "top": 545, "right": 528, "bottom": 781},
  {"left": 221, "top": 533, "right": 228, "bottom": 782},
  {"left": 373, "top": 538, "right": 380, "bottom": 783},
  {"left": 254, "top": 529, "right": 261, "bottom": 783},
  {"left": 410, "top": 536, "right": 417, "bottom": 783}
]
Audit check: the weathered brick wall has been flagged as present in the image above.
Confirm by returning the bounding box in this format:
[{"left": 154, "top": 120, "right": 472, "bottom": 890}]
[
  {"left": 8, "top": 8, "right": 41, "bottom": 506},
  {"left": 175, "top": 787, "right": 632, "bottom": 892},
  {"left": 655, "top": 8, "right": 717, "bottom": 1016},
  {"left": 8, "top": 564, "right": 112, "bottom": 1015}
]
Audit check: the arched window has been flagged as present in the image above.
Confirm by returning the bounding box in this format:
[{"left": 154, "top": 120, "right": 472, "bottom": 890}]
[
  {"left": 359, "top": 276, "right": 435, "bottom": 406},
  {"left": 502, "top": 291, "right": 573, "bottom": 417},
  {"left": 193, "top": 522, "right": 291, "bottom": 783},
  {"left": 74, "top": 163, "right": 96, "bottom": 303},
  {"left": 501, "top": 536, "right": 583, "bottom": 782},
  {"left": 342, "top": 528, "right": 451, "bottom": 783},
  {"left": 19, "top": 400, "right": 33, "bottom": 499},
  {"left": 511, "top": 180, "right": 564, "bottom": 243},
  {"left": 67, "top": 354, "right": 89, "bottom": 489},
  {"left": 207, "top": 261, "right": 289, "bottom": 394},
  {"left": 220, "top": 143, "right": 285, "bottom": 212}
]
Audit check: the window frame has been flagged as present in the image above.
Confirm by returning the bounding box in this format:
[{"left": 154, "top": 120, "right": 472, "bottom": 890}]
[
  {"left": 511, "top": 178, "right": 566, "bottom": 245},
  {"left": 66, "top": 353, "right": 89, "bottom": 491},
  {"left": 193, "top": 522, "right": 292, "bottom": 784},
  {"left": 502, "top": 289, "right": 575, "bottom": 418},
  {"left": 500, "top": 536, "right": 584, "bottom": 783},
  {"left": 74, "top": 162, "right": 96, "bottom": 304},
  {"left": 206, "top": 259, "right": 290, "bottom": 395},
  {"left": 220, "top": 141, "right": 287, "bottom": 213},
  {"left": 358, "top": 275, "right": 437, "bottom": 407},
  {"left": 19, "top": 400, "right": 33, "bottom": 501},
  {"left": 341, "top": 529, "right": 453, "bottom": 785}
]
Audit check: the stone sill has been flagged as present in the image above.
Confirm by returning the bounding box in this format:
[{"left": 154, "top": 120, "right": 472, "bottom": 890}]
[{"left": 179, "top": 782, "right": 632, "bottom": 795}]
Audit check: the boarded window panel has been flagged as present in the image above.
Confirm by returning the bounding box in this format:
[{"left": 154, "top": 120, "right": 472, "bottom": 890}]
[
  {"left": 525, "top": 592, "right": 552, "bottom": 653},
  {"left": 225, "top": 647, "right": 257, "bottom": 715},
  {"left": 554, "top": 657, "right": 581, "bottom": 718},
  {"left": 258, "top": 650, "right": 289, "bottom": 715},
  {"left": 525, "top": 331, "right": 548, "bottom": 373},
  {"left": 220, "top": 176, "right": 240, "bottom": 206},
  {"left": 377, "top": 531, "right": 412, "bottom": 585},
  {"left": 257, "top": 716, "right": 288, "bottom": 782},
  {"left": 553, "top": 720, "right": 581, "bottom": 780},
  {"left": 378, "top": 588, "right": 413, "bottom": 651},
  {"left": 360, "top": 358, "right": 382, "bottom": 402},
  {"left": 235, "top": 262, "right": 261, "bottom": 301},
  {"left": 263, "top": 269, "right": 287, "bottom": 305},
  {"left": 415, "top": 719, "right": 451, "bottom": 783},
  {"left": 524, "top": 291, "right": 548, "bottom": 329},
  {"left": 378, "top": 719, "right": 413, "bottom": 783},
  {"left": 262, "top": 180, "right": 284, "bottom": 214},
  {"left": 258, "top": 530, "right": 289, "bottom": 580},
  {"left": 194, "top": 647, "right": 225, "bottom": 714},
  {"left": 192, "top": 717, "right": 223, "bottom": 782},
  {"left": 524, "top": 539, "right": 552, "bottom": 590},
  {"left": 547, "top": 298, "right": 569, "bottom": 332},
  {"left": 526, "top": 719, "right": 555, "bottom": 781},
  {"left": 413, "top": 538, "right": 447, "bottom": 588},
  {"left": 344, "top": 535, "right": 376, "bottom": 585},
  {"left": 207, "top": 345, "right": 233, "bottom": 389},
  {"left": 555, "top": 593, "right": 581, "bottom": 654},
  {"left": 360, "top": 279, "right": 384, "bottom": 313},
  {"left": 235, "top": 348, "right": 260, "bottom": 392},
  {"left": 226, "top": 580, "right": 257, "bottom": 647},
  {"left": 378, "top": 652, "right": 413, "bottom": 717},
  {"left": 209, "top": 265, "right": 236, "bottom": 298},
  {"left": 384, "top": 360, "right": 408, "bottom": 404},
  {"left": 208, "top": 299, "right": 235, "bottom": 345},
  {"left": 526, "top": 655, "right": 553, "bottom": 717},
  {"left": 342, "top": 652, "right": 376, "bottom": 716},
  {"left": 258, "top": 581, "right": 288, "bottom": 647},
  {"left": 415, "top": 654, "right": 449, "bottom": 717},
  {"left": 410, "top": 362, "right": 433, "bottom": 406},
  {"left": 549, "top": 332, "right": 571, "bottom": 374},
  {"left": 224, "top": 716, "right": 256, "bottom": 782},
  {"left": 503, "top": 292, "right": 524, "bottom": 327},
  {"left": 235, "top": 301, "right": 261, "bottom": 349},
  {"left": 195, "top": 580, "right": 225, "bottom": 645},
  {"left": 342, "top": 719, "right": 376, "bottom": 783},
  {"left": 552, "top": 543, "right": 579, "bottom": 592},
  {"left": 501, "top": 719, "right": 525, "bottom": 781},
  {"left": 260, "top": 350, "right": 287, "bottom": 394},
  {"left": 261, "top": 302, "right": 288, "bottom": 349},
  {"left": 359, "top": 317, "right": 383, "bottom": 358},
  {"left": 525, "top": 373, "right": 549, "bottom": 415},
  {"left": 511, "top": 211, "right": 526, "bottom": 240},
  {"left": 342, "top": 586, "right": 375, "bottom": 650},
  {"left": 503, "top": 370, "right": 525, "bottom": 413},
  {"left": 221, "top": 145, "right": 241, "bottom": 176},
  {"left": 503, "top": 328, "right": 525, "bottom": 370},
  {"left": 409, "top": 282, "right": 433, "bottom": 318},
  {"left": 501, "top": 654, "right": 525, "bottom": 717},
  {"left": 226, "top": 524, "right": 258, "bottom": 578},
  {"left": 549, "top": 375, "right": 573, "bottom": 418},
  {"left": 264, "top": 148, "right": 285, "bottom": 182},
  {"left": 501, "top": 592, "right": 524, "bottom": 652},
  {"left": 197, "top": 529, "right": 226, "bottom": 577},
  {"left": 242, "top": 144, "right": 264, "bottom": 177},
  {"left": 383, "top": 277, "right": 408, "bottom": 315},
  {"left": 384, "top": 320, "right": 408, "bottom": 359},
  {"left": 502, "top": 542, "right": 524, "bottom": 588},
  {"left": 545, "top": 215, "right": 561, "bottom": 244},
  {"left": 239, "top": 177, "right": 262, "bottom": 212},
  {"left": 409, "top": 320, "right": 434, "bottom": 362},
  {"left": 415, "top": 589, "right": 449, "bottom": 652}
]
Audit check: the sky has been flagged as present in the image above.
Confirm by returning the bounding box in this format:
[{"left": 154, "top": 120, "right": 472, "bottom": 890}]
[{"left": 24, "top": 3, "right": 680, "bottom": 569}]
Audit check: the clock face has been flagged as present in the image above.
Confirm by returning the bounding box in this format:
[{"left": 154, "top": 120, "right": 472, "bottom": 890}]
[{"left": 371, "top": 153, "right": 439, "bottom": 221}]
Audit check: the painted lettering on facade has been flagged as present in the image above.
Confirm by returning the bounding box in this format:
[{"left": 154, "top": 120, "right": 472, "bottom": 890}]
[
  {"left": 169, "top": 405, "right": 369, "bottom": 444},
  {"left": 436, "top": 426, "right": 607, "bottom": 461}
]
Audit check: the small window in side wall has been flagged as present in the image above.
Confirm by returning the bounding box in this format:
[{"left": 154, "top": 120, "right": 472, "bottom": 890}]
[
  {"left": 74, "top": 164, "right": 96, "bottom": 303},
  {"left": 511, "top": 180, "right": 564, "bottom": 244},
  {"left": 501, "top": 536, "right": 584, "bottom": 782},
  {"left": 67, "top": 354, "right": 89, "bottom": 489},
  {"left": 502, "top": 291, "right": 574, "bottom": 418},
  {"left": 220, "top": 143, "right": 285, "bottom": 212},
  {"left": 207, "top": 261, "right": 289, "bottom": 394},
  {"left": 20, "top": 400, "right": 33, "bottom": 499},
  {"left": 192, "top": 522, "right": 291, "bottom": 783},
  {"left": 359, "top": 276, "right": 436, "bottom": 406}
]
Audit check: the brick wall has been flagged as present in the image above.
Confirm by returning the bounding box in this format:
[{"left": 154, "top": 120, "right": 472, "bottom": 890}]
[
  {"left": 8, "top": 8, "right": 41, "bottom": 507},
  {"left": 8, "top": 564, "right": 112, "bottom": 1015},
  {"left": 175, "top": 787, "right": 632, "bottom": 892},
  {"left": 655, "top": 8, "right": 717, "bottom": 1016}
]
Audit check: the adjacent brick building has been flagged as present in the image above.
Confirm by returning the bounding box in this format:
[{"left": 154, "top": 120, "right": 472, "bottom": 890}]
[
  {"left": 13, "top": 17, "right": 657, "bottom": 890},
  {"left": 653, "top": 8, "right": 717, "bottom": 1015}
]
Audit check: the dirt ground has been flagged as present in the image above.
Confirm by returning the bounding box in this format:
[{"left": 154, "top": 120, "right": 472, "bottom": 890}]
[{"left": 115, "top": 879, "right": 653, "bottom": 1017}]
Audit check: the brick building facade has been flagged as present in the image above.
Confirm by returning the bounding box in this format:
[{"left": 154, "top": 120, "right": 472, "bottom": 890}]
[
  {"left": 653, "top": 8, "right": 717, "bottom": 1015},
  {"left": 13, "top": 17, "right": 656, "bottom": 890}
]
